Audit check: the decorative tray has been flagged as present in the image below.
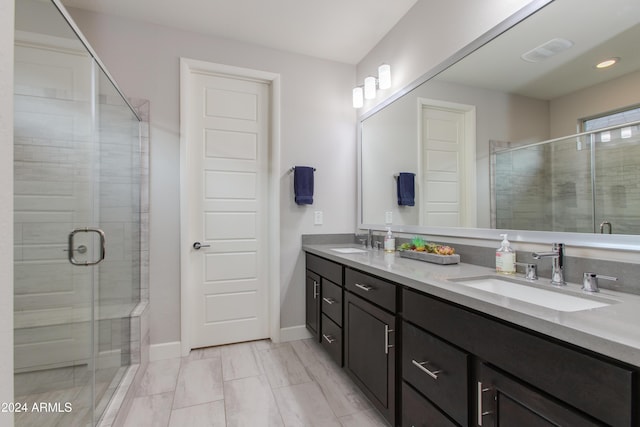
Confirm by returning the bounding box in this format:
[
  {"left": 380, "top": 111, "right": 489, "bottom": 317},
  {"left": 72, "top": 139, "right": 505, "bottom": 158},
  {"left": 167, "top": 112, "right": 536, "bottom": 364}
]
[{"left": 399, "top": 250, "right": 460, "bottom": 265}]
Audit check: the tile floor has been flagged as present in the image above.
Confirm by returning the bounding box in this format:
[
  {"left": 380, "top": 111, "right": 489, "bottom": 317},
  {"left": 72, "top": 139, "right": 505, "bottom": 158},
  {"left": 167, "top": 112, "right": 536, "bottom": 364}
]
[
  {"left": 14, "top": 364, "right": 127, "bottom": 427},
  {"left": 123, "top": 338, "right": 389, "bottom": 426}
]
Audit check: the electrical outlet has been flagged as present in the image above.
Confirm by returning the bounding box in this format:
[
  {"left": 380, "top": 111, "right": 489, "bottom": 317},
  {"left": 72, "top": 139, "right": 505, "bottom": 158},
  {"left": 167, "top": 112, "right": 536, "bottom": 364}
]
[
  {"left": 385, "top": 211, "right": 393, "bottom": 224},
  {"left": 314, "top": 211, "right": 323, "bottom": 225}
]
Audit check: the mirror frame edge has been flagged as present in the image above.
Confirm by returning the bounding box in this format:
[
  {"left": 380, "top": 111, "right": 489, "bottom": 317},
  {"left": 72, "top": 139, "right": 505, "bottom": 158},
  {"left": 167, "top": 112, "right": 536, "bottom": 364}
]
[{"left": 356, "top": 0, "right": 640, "bottom": 252}]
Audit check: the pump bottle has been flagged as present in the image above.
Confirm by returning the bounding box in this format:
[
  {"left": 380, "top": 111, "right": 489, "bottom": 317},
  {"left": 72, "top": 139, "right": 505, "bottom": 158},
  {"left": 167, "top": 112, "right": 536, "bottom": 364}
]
[{"left": 496, "top": 233, "right": 515, "bottom": 274}]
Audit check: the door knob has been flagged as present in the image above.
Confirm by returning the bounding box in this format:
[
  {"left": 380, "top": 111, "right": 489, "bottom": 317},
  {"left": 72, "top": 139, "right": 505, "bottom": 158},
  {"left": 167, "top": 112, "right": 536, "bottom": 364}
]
[{"left": 193, "top": 242, "right": 210, "bottom": 250}]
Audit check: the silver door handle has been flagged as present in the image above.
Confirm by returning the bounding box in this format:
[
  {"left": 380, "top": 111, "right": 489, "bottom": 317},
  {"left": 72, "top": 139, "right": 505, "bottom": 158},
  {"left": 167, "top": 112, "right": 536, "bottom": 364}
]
[
  {"left": 193, "top": 242, "right": 211, "bottom": 250},
  {"left": 384, "top": 324, "right": 394, "bottom": 354},
  {"left": 355, "top": 283, "right": 373, "bottom": 292},
  {"left": 68, "top": 228, "right": 105, "bottom": 266},
  {"left": 322, "top": 334, "right": 336, "bottom": 344},
  {"left": 411, "top": 359, "right": 442, "bottom": 380},
  {"left": 478, "top": 381, "right": 493, "bottom": 426},
  {"left": 322, "top": 297, "right": 336, "bottom": 305}
]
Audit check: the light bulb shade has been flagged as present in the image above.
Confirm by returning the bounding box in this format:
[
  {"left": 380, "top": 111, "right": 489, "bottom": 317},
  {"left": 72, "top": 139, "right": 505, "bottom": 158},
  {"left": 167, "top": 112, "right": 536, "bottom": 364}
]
[
  {"left": 352, "top": 87, "right": 364, "bottom": 108},
  {"left": 378, "top": 64, "right": 391, "bottom": 89},
  {"left": 364, "top": 76, "right": 377, "bottom": 99}
]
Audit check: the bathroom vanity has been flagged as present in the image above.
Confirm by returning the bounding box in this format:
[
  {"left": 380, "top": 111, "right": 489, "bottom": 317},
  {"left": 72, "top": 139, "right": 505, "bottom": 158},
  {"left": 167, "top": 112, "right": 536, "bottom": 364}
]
[{"left": 303, "top": 244, "right": 640, "bottom": 427}]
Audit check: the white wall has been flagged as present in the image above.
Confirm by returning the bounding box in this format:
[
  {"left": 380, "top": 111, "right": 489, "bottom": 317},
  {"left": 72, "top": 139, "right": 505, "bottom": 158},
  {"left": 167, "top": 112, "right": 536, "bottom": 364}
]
[
  {"left": 67, "top": 9, "right": 357, "bottom": 344},
  {"left": 0, "top": 0, "right": 14, "bottom": 423},
  {"left": 356, "top": 0, "right": 534, "bottom": 113},
  {"left": 550, "top": 70, "right": 640, "bottom": 137}
]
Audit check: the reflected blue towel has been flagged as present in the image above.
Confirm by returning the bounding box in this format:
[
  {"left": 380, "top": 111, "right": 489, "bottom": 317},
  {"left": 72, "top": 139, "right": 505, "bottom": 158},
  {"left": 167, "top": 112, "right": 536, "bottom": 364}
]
[
  {"left": 294, "top": 166, "right": 314, "bottom": 205},
  {"left": 397, "top": 172, "right": 415, "bottom": 206}
]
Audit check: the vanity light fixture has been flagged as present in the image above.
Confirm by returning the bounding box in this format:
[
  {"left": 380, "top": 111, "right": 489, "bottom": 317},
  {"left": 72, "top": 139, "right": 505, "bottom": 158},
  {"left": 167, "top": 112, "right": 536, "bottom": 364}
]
[
  {"left": 596, "top": 57, "right": 619, "bottom": 69},
  {"left": 352, "top": 63, "right": 392, "bottom": 108}
]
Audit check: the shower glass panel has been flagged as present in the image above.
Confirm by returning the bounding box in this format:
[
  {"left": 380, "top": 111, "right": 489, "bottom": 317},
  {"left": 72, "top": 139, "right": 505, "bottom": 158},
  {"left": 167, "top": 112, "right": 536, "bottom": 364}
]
[
  {"left": 593, "top": 125, "right": 640, "bottom": 235},
  {"left": 13, "top": 0, "right": 140, "bottom": 425},
  {"left": 493, "top": 123, "right": 640, "bottom": 234}
]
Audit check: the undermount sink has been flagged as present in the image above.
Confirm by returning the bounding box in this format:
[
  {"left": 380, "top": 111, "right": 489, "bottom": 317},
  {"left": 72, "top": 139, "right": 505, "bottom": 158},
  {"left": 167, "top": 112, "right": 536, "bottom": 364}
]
[
  {"left": 449, "top": 275, "right": 616, "bottom": 312},
  {"left": 331, "top": 247, "right": 368, "bottom": 254}
]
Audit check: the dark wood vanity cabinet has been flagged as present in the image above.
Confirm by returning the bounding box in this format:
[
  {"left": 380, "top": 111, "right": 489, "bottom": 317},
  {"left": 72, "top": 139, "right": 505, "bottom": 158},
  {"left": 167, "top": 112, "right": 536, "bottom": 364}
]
[
  {"left": 305, "top": 253, "right": 344, "bottom": 365},
  {"left": 304, "top": 252, "right": 639, "bottom": 427},
  {"left": 344, "top": 267, "right": 397, "bottom": 425},
  {"left": 404, "top": 288, "right": 636, "bottom": 427},
  {"left": 305, "top": 269, "right": 320, "bottom": 338},
  {"left": 477, "top": 363, "right": 601, "bottom": 427}
]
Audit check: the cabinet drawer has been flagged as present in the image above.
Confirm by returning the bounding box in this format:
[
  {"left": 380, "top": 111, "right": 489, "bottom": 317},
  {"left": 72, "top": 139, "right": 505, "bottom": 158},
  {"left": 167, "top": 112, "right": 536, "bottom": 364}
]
[
  {"left": 321, "top": 278, "right": 342, "bottom": 326},
  {"left": 403, "top": 322, "right": 468, "bottom": 426},
  {"left": 404, "top": 289, "right": 634, "bottom": 427},
  {"left": 321, "top": 314, "right": 342, "bottom": 366},
  {"left": 345, "top": 268, "right": 396, "bottom": 312},
  {"left": 402, "top": 382, "right": 457, "bottom": 427},
  {"left": 306, "top": 253, "right": 343, "bottom": 285}
]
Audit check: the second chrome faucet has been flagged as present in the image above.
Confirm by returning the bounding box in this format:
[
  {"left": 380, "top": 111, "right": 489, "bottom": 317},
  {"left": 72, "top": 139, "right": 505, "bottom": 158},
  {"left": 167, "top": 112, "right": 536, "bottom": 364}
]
[{"left": 532, "top": 243, "right": 566, "bottom": 286}]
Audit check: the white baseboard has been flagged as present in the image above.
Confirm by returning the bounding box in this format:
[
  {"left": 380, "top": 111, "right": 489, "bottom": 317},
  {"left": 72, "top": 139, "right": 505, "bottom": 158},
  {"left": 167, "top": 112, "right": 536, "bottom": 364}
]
[
  {"left": 149, "top": 341, "right": 182, "bottom": 361},
  {"left": 279, "top": 325, "right": 312, "bottom": 342}
]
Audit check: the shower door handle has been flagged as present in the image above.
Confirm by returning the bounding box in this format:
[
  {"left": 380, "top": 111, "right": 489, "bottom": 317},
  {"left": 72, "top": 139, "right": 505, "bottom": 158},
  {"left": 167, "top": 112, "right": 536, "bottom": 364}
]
[{"left": 68, "top": 228, "right": 106, "bottom": 266}]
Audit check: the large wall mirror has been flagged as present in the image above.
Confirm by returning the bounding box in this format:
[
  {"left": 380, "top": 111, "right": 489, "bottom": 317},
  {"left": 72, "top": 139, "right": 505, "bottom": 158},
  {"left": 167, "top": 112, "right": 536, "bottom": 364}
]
[{"left": 359, "top": 0, "right": 640, "bottom": 247}]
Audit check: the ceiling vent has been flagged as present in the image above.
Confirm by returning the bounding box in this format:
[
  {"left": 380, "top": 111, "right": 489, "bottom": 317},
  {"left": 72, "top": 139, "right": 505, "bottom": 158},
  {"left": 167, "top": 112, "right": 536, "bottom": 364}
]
[{"left": 521, "top": 38, "right": 574, "bottom": 63}]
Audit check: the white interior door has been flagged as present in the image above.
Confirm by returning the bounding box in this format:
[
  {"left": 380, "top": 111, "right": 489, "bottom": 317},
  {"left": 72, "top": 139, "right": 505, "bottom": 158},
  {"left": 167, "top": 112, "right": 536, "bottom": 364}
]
[
  {"left": 185, "top": 70, "right": 270, "bottom": 348},
  {"left": 420, "top": 102, "right": 476, "bottom": 227}
]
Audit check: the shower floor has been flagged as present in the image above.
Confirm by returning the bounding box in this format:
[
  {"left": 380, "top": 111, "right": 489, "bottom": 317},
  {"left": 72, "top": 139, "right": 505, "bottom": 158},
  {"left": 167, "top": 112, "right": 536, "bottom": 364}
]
[{"left": 15, "top": 364, "right": 126, "bottom": 427}]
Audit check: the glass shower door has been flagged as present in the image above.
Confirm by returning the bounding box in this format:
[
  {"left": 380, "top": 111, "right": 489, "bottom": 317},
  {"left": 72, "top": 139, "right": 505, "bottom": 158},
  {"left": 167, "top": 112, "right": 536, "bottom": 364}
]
[
  {"left": 13, "top": 41, "right": 100, "bottom": 427},
  {"left": 593, "top": 126, "right": 640, "bottom": 235}
]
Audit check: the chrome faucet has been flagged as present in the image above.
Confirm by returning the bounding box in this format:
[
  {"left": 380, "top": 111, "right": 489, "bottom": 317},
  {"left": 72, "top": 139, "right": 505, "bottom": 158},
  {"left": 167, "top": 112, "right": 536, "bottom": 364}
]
[
  {"left": 532, "top": 243, "right": 566, "bottom": 286},
  {"left": 355, "top": 229, "right": 373, "bottom": 248}
]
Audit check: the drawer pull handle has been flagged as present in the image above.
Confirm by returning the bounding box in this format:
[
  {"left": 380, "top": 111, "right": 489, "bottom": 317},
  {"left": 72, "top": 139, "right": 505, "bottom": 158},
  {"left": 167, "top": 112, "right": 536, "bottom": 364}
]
[
  {"left": 322, "top": 297, "right": 336, "bottom": 305},
  {"left": 477, "top": 381, "right": 493, "bottom": 426},
  {"left": 355, "top": 283, "right": 373, "bottom": 292},
  {"left": 384, "top": 325, "right": 394, "bottom": 354},
  {"left": 411, "top": 359, "right": 442, "bottom": 380},
  {"left": 322, "top": 334, "right": 336, "bottom": 344}
]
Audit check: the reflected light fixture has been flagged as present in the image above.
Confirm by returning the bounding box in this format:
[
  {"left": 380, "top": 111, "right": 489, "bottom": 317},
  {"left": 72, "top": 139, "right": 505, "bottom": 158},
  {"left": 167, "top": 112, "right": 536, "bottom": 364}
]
[
  {"left": 596, "top": 57, "right": 619, "bottom": 69},
  {"left": 378, "top": 63, "right": 391, "bottom": 89},
  {"left": 352, "top": 86, "right": 364, "bottom": 109},
  {"left": 352, "top": 63, "right": 391, "bottom": 108},
  {"left": 364, "top": 76, "right": 377, "bottom": 99}
]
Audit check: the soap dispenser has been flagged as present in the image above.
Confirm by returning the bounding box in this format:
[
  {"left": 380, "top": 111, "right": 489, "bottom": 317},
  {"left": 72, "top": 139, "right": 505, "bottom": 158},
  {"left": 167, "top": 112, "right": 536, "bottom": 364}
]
[
  {"left": 496, "top": 233, "right": 515, "bottom": 274},
  {"left": 384, "top": 227, "right": 395, "bottom": 253}
]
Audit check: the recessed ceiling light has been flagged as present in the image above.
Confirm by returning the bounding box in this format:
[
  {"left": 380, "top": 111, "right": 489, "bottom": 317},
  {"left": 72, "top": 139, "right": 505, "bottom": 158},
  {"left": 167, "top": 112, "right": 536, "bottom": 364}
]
[{"left": 596, "top": 57, "right": 620, "bottom": 69}]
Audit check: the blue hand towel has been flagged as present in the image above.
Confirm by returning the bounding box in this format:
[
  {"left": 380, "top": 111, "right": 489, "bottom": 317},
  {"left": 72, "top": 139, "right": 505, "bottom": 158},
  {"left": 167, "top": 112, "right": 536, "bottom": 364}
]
[
  {"left": 397, "top": 172, "right": 415, "bottom": 206},
  {"left": 294, "top": 166, "right": 314, "bottom": 205}
]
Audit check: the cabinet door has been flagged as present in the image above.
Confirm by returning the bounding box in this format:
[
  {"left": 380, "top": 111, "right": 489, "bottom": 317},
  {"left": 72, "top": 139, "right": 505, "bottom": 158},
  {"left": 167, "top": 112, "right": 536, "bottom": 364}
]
[
  {"left": 305, "top": 270, "right": 320, "bottom": 339},
  {"left": 402, "top": 382, "right": 457, "bottom": 427},
  {"left": 344, "top": 291, "right": 396, "bottom": 425},
  {"left": 477, "top": 364, "right": 601, "bottom": 427}
]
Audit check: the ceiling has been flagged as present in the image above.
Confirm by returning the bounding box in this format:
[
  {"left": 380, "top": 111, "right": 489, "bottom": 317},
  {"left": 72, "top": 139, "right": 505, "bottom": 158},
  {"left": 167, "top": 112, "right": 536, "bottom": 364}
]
[
  {"left": 437, "top": 0, "right": 640, "bottom": 100},
  {"left": 60, "top": 0, "right": 418, "bottom": 64}
]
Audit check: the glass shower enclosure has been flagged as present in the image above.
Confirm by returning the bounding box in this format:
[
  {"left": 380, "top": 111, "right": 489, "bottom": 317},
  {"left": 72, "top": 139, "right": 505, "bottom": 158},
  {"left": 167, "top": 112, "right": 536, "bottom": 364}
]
[
  {"left": 492, "top": 121, "right": 640, "bottom": 234},
  {"left": 13, "top": 0, "right": 141, "bottom": 425}
]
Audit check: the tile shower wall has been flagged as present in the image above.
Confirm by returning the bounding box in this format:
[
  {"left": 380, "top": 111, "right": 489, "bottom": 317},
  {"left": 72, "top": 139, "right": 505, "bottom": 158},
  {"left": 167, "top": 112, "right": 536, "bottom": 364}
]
[
  {"left": 494, "top": 133, "right": 640, "bottom": 235},
  {"left": 550, "top": 138, "right": 594, "bottom": 233},
  {"left": 14, "top": 83, "right": 96, "bottom": 371},
  {"left": 14, "top": 70, "right": 140, "bottom": 374},
  {"left": 493, "top": 142, "right": 552, "bottom": 231}
]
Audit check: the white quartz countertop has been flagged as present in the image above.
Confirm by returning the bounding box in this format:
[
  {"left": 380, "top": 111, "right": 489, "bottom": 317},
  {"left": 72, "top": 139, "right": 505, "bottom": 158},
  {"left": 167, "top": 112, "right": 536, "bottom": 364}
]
[{"left": 303, "top": 243, "right": 640, "bottom": 368}]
